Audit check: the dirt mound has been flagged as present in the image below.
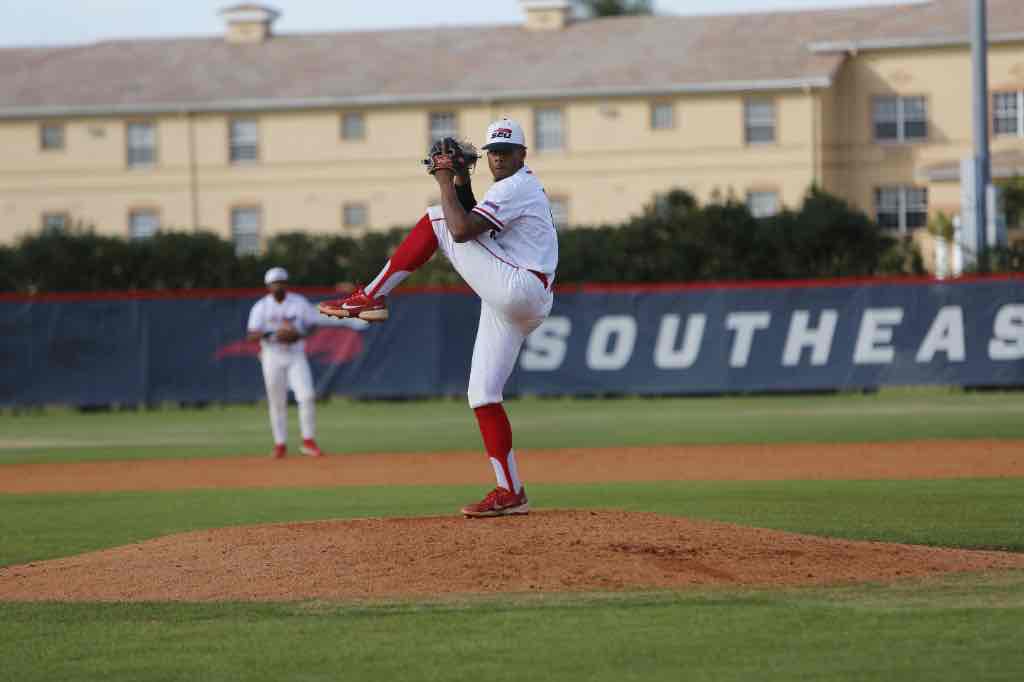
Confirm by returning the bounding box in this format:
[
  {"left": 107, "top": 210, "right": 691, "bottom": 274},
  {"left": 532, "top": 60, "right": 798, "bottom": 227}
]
[{"left": 2, "top": 511, "right": 1022, "bottom": 602}]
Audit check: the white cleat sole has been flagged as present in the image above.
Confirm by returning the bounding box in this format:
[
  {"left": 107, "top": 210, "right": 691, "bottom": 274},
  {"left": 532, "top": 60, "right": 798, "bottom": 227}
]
[{"left": 357, "top": 309, "right": 388, "bottom": 322}]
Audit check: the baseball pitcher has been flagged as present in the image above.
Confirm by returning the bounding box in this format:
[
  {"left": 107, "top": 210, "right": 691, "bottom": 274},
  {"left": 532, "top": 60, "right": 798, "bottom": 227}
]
[{"left": 320, "top": 118, "right": 558, "bottom": 517}]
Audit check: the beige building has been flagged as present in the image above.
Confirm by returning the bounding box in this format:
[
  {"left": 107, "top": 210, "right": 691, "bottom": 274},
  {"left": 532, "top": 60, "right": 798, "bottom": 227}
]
[{"left": 1, "top": 0, "right": 1023, "bottom": 263}]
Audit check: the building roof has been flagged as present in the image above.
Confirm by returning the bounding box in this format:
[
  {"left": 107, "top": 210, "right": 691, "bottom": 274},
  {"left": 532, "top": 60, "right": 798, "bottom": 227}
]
[
  {"left": 1, "top": 0, "right": 1021, "bottom": 118},
  {"left": 808, "top": 0, "right": 1024, "bottom": 52}
]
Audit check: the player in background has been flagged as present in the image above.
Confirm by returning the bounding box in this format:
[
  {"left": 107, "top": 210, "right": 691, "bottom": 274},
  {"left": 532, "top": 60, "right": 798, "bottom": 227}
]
[
  {"left": 247, "top": 267, "right": 326, "bottom": 459},
  {"left": 319, "top": 118, "right": 558, "bottom": 517}
]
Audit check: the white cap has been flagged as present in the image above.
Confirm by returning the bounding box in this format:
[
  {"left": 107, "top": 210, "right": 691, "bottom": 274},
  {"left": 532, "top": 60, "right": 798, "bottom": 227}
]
[
  {"left": 264, "top": 267, "right": 289, "bottom": 285},
  {"left": 482, "top": 118, "right": 527, "bottom": 150}
]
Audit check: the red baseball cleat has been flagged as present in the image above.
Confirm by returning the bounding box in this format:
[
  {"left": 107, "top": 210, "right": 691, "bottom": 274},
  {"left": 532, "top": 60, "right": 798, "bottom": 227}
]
[
  {"left": 461, "top": 486, "right": 529, "bottom": 518},
  {"left": 272, "top": 444, "right": 287, "bottom": 459},
  {"left": 318, "top": 287, "right": 388, "bottom": 322},
  {"left": 301, "top": 438, "right": 324, "bottom": 457}
]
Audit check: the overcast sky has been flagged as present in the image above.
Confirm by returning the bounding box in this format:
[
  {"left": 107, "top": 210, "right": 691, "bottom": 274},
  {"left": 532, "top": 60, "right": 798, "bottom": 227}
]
[{"left": 2, "top": 0, "right": 912, "bottom": 47}]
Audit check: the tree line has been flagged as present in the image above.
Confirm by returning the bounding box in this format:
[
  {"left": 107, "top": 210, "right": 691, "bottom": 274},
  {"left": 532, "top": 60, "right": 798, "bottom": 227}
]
[{"left": 5, "top": 186, "right": 1015, "bottom": 294}]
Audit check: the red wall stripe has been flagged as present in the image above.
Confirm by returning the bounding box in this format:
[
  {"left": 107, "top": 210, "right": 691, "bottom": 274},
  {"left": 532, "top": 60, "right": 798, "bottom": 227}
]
[{"left": 1, "top": 274, "right": 1021, "bottom": 303}]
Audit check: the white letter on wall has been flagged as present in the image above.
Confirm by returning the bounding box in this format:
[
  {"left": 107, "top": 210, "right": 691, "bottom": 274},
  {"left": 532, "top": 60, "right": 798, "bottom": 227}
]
[
  {"left": 520, "top": 316, "right": 571, "bottom": 371},
  {"left": 989, "top": 304, "right": 1024, "bottom": 361},
  {"left": 725, "top": 312, "right": 771, "bottom": 368},
  {"left": 782, "top": 309, "right": 838, "bottom": 367},
  {"left": 853, "top": 308, "right": 904, "bottom": 364},
  {"left": 916, "top": 306, "right": 966, "bottom": 363},
  {"left": 654, "top": 314, "right": 707, "bottom": 369},
  {"left": 587, "top": 315, "right": 638, "bottom": 371}
]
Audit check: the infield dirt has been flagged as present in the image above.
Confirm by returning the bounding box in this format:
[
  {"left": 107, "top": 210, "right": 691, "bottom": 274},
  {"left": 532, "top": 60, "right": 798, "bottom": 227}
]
[
  {"left": 1, "top": 440, "right": 1022, "bottom": 602},
  {"left": 2, "top": 439, "right": 1023, "bottom": 494}
]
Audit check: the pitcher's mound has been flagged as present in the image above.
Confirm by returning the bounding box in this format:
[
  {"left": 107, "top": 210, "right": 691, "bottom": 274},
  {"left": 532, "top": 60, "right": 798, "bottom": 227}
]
[{"left": 2, "top": 511, "right": 1022, "bottom": 602}]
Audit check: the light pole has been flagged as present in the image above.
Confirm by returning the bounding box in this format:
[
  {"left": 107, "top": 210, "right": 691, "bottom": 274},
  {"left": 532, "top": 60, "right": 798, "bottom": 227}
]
[{"left": 971, "top": 0, "right": 990, "bottom": 271}]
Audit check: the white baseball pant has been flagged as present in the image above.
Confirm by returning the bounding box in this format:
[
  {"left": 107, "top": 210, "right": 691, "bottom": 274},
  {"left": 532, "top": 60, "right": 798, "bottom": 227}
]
[
  {"left": 427, "top": 205, "right": 553, "bottom": 408},
  {"left": 260, "top": 349, "right": 316, "bottom": 445}
]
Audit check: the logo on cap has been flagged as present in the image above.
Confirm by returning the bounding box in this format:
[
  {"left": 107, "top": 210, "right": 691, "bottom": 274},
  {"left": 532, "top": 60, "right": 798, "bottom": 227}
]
[{"left": 482, "top": 118, "right": 526, "bottom": 149}]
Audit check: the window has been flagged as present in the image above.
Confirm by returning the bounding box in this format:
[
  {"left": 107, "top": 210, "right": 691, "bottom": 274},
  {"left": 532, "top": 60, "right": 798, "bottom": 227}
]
[
  {"left": 535, "top": 108, "right": 564, "bottom": 151},
  {"left": 744, "top": 99, "right": 775, "bottom": 144},
  {"left": 873, "top": 97, "right": 899, "bottom": 140},
  {"left": 341, "top": 112, "right": 365, "bottom": 141},
  {"left": 993, "top": 91, "right": 1023, "bottom": 137},
  {"left": 549, "top": 197, "right": 569, "bottom": 229},
  {"left": 41, "top": 212, "right": 69, "bottom": 233},
  {"left": 126, "top": 121, "right": 156, "bottom": 167},
  {"left": 875, "top": 187, "right": 902, "bottom": 229},
  {"left": 428, "top": 112, "right": 457, "bottom": 144},
  {"left": 747, "top": 191, "right": 779, "bottom": 218},
  {"left": 231, "top": 207, "right": 262, "bottom": 255},
  {"left": 128, "top": 210, "right": 160, "bottom": 240},
  {"left": 875, "top": 186, "right": 928, "bottom": 234},
  {"left": 343, "top": 202, "right": 368, "bottom": 229},
  {"left": 651, "top": 102, "right": 674, "bottom": 130},
  {"left": 40, "top": 123, "right": 64, "bottom": 150},
  {"left": 904, "top": 187, "right": 928, "bottom": 229},
  {"left": 901, "top": 97, "right": 927, "bottom": 139},
  {"left": 873, "top": 96, "right": 928, "bottom": 142},
  {"left": 229, "top": 119, "right": 259, "bottom": 163}
]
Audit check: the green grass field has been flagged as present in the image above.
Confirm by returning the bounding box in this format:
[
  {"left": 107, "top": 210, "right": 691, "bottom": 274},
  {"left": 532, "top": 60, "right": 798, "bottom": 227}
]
[
  {"left": 2, "top": 390, "right": 1023, "bottom": 681},
  {"left": 4, "top": 387, "right": 1024, "bottom": 464}
]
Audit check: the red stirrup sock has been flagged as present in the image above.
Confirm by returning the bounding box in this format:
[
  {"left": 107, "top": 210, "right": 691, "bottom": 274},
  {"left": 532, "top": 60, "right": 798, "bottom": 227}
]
[
  {"left": 365, "top": 213, "right": 438, "bottom": 298},
  {"left": 473, "top": 403, "right": 522, "bottom": 493}
]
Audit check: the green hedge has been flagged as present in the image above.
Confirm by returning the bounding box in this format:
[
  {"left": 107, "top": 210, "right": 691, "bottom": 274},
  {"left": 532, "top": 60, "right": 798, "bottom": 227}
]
[
  {"left": 2, "top": 188, "right": 933, "bottom": 293},
  {"left": 557, "top": 188, "right": 924, "bottom": 283}
]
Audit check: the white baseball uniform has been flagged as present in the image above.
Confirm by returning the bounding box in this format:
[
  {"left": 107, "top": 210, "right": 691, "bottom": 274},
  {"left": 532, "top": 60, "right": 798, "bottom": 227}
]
[
  {"left": 246, "top": 291, "right": 321, "bottom": 445},
  {"left": 429, "top": 164, "right": 558, "bottom": 408}
]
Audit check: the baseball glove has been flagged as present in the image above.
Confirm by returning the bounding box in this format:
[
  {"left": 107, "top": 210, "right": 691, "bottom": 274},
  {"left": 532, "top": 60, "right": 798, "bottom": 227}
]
[
  {"left": 423, "top": 137, "right": 480, "bottom": 176},
  {"left": 275, "top": 324, "right": 301, "bottom": 343}
]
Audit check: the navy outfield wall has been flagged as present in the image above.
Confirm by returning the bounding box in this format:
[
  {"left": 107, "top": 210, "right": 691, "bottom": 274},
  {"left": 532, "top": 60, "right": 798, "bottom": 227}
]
[{"left": 1, "top": 276, "right": 1022, "bottom": 407}]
